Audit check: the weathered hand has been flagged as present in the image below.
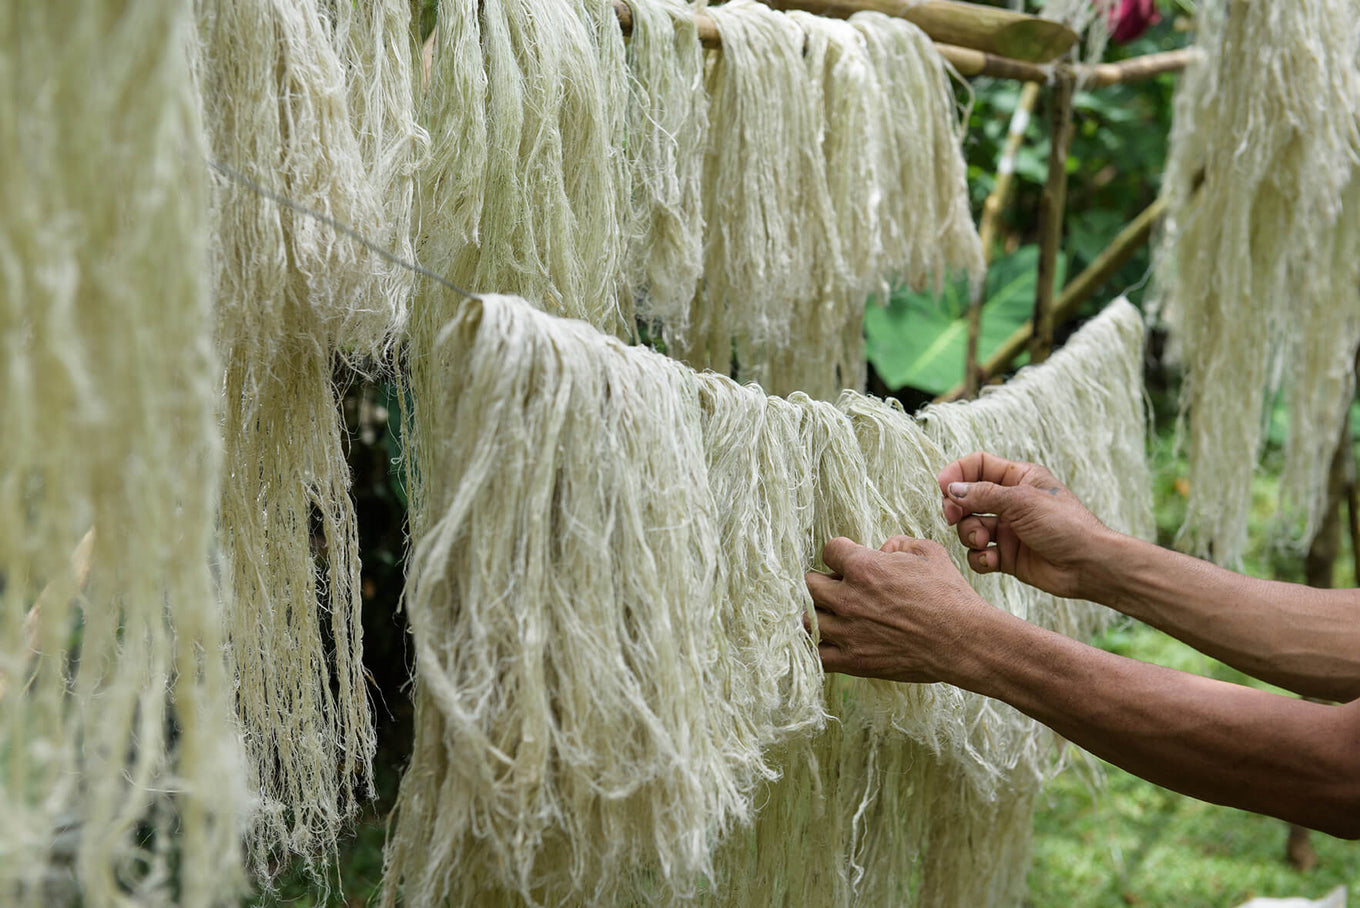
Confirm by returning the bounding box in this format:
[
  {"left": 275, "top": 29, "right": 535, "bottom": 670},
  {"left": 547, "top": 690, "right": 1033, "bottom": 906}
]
[
  {"left": 937, "top": 452, "right": 1110, "bottom": 599},
  {"left": 804, "top": 535, "right": 993, "bottom": 684}
]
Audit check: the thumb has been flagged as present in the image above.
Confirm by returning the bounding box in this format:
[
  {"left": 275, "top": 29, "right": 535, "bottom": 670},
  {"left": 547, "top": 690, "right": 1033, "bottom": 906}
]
[{"left": 946, "top": 480, "right": 1015, "bottom": 517}]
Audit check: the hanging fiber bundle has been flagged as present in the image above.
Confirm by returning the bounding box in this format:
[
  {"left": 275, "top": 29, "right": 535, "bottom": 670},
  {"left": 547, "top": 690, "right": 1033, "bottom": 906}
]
[
  {"left": 622, "top": 0, "right": 710, "bottom": 335},
  {"left": 196, "top": 0, "right": 415, "bottom": 870},
  {"left": 760, "top": 12, "right": 890, "bottom": 400},
  {"left": 388, "top": 293, "right": 826, "bottom": 907},
  {"left": 909, "top": 297, "right": 1152, "bottom": 908},
  {"left": 0, "top": 1, "right": 247, "bottom": 904},
  {"left": 415, "top": 0, "right": 630, "bottom": 330},
  {"left": 710, "top": 299, "right": 1151, "bottom": 908},
  {"left": 336, "top": 0, "right": 427, "bottom": 324},
  {"left": 850, "top": 11, "right": 984, "bottom": 297},
  {"left": 682, "top": 0, "right": 845, "bottom": 386},
  {"left": 1155, "top": 0, "right": 1360, "bottom": 564},
  {"left": 389, "top": 292, "right": 1151, "bottom": 907}
]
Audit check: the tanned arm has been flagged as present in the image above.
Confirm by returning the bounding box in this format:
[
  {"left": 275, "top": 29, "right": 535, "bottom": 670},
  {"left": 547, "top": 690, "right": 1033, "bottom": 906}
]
[
  {"left": 806, "top": 535, "right": 1360, "bottom": 839},
  {"left": 938, "top": 451, "right": 1360, "bottom": 702}
]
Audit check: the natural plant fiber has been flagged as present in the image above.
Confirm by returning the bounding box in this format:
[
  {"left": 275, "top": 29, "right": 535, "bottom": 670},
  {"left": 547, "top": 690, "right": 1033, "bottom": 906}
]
[
  {"left": 388, "top": 292, "right": 826, "bottom": 907},
  {"left": 623, "top": 0, "right": 710, "bottom": 336},
  {"left": 684, "top": 0, "right": 844, "bottom": 388},
  {"left": 1039, "top": 0, "right": 1115, "bottom": 65},
  {"left": 850, "top": 12, "right": 984, "bottom": 298},
  {"left": 416, "top": 0, "right": 630, "bottom": 331},
  {"left": 1155, "top": 0, "right": 1360, "bottom": 564},
  {"left": 196, "top": 0, "right": 416, "bottom": 870},
  {"left": 684, "top": 3, "right": 981, "bottom": 399},
  {"left": 388, "top": 293, "right": 1150, "bottom": 906},
  {"left": 706, "top": 300, "right": 1149, "bottom": 908},
  {"left": 0, "top": 2, "right": 247, "bottom": 904},
  {"left": 908, "top": 297, "right": 1151, "bottom": 908}
]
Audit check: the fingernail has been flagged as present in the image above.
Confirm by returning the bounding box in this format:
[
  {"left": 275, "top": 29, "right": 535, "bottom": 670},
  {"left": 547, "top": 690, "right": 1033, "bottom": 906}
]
[
  {"left": 949, "top": 482, "right": 970, "bottom": 498},
  {"left": 967, "top": 530, "right": 979, "bottom": 547}
]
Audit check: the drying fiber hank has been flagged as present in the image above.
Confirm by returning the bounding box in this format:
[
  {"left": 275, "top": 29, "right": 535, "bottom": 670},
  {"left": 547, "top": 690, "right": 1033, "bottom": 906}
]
[
  {"left": 196, "top": 0, "right": 411, "bottom": 872},
  {"left": 684, "top": 0, "right": 844, "bottom": 385},
  {"left": 1156, "top": 0, "right": 1360, "bottom": 564},
  {"left": 623, "top": 0, "right": 710, "bottom": 338},
  {"left": 710, "top": 299, "right": 1151, "bottom": 908},
  {"left": 415, "top": 0, "right": 630, "bottom": 332},
  {"left": 387, "top": 292, "right": 825, "bottom": 907},
  {"left": 0, "top": 1, "right": 247, "bottom": 905}
]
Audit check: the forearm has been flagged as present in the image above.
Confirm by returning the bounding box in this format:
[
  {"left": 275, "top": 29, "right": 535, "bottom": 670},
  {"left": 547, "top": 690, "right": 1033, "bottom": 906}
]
[
  {"left": 1078, "top": 531, "right": 1360, "bottom": 702},
  {"left": 947, "top": 608, "right": 1360, "bottom": 838}
]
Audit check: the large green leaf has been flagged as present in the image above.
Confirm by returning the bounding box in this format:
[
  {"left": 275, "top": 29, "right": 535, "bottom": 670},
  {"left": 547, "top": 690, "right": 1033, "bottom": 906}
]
[{"left": 864, "top": 245, "right": 1065, "bottom": 395}]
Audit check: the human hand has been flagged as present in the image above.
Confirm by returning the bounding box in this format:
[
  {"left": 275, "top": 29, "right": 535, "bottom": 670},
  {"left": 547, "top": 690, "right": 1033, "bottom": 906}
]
[
  {"left": 937, "top": 452, "right": 1111, "bottom": 599},
  {"left": 804, "top": 535, "right": 994, "bottom": 684}
]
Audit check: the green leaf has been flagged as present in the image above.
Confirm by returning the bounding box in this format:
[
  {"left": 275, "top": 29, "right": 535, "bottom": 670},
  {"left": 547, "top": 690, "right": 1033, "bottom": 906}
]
[{"left": 865, "top": 245, "right": 1066, "bottom": 395}]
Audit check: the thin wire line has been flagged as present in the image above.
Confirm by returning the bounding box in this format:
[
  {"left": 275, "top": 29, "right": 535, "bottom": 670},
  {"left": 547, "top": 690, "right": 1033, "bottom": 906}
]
[{"left": 206, "top": 159, "right": 480, "bottom": 301}]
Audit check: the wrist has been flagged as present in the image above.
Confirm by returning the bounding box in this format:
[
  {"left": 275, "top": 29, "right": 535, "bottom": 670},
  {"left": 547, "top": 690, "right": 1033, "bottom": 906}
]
[
  {"left": 1072, "top": 525, "right": 1135, "bottom": 605},
  {"left": 935, "top": 601, "right": 1032, "bottom": 693}
]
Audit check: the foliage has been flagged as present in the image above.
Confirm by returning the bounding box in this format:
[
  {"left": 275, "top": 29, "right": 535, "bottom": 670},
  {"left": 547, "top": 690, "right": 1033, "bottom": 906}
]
[
  {"left": 866, "top": 3, "right": 1190, "bottom": 396},
  {"left": 864, "top": 245, "right": 1059, "bottom": 394}
]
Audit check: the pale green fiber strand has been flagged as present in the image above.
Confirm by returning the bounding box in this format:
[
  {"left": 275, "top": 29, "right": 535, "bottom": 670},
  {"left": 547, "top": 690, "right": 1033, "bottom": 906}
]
[
  {"left": 388, "top": 293, "right": 825, "bottom": 906},
  {"left": 683, "top": 0, "right": 845, "bottom": 387},
  {"left": 623, "top": 0, "right": 710, "bottom": 336},
  {"left": 416, "top": 0, "right": 630, "bottom": 330},
  {"left": 388, "top": 294, "right": 1151, "bottom": 907},
  {"left": 1156, "top": 0, "right": 1360, "bottom": 564},
  {"left": 710, "top": 299, "right": 1150, "bottom": 908},
  {"left": 0, "top": 1, "right": 246, "bottom": 904},
  {"left": 196, "top": 0, "right": 412, "bottom": 872},
  {"left": 851, "top": 12, "right": 984, "bottom": 297}
]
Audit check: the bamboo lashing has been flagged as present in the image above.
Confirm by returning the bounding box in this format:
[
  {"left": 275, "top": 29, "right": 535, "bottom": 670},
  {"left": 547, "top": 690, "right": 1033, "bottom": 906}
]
[{"left": 936, "top": 194, "right": 1169, "bottom": 403}]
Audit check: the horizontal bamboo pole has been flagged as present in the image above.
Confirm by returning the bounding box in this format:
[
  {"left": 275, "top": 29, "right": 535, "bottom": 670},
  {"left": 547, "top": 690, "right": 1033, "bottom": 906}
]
[
  {"left": 757, "top": 0, "right": 1077, "bottom": 62},
  {"left": 1082, "top": 48, "right": 1197, "bottom": 87},
  {"left": 613, "top": 0, "right": 1053, "bottom": 79},
  {"left": 935, "top": 194, "right": 1168, "bottom": 403},
  {"left": 432, "top": 5, "right": 1186, "bottom": 89}
]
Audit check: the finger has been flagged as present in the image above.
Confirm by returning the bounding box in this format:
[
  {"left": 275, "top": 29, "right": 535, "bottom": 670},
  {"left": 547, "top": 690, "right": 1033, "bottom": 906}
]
[
  {"left": 938, "top": 451, "right": 1034, "bottom": 492},
  {"left": 966, "top": 545, "right": 1000, "bottom": 574},
  {"left": 880, "top": 534, "right": 924, "bottom": 554},
  {"left": 818, "top": 641, "right": 846, "bottom": 674},
  {"left": 805, "top": 571, "right": 840, "bottom": 611},
  {"left": 820, "top": 537, "right": 865, "bottom": 576},
  {"left": 945, "top": 478, "right": 1020, "bottom": 520},
  {"left": 956, "top": 515, "right": 997, "bottom": 550},
  {"left": 812, "top": 606, "right": 842, "bottom": 640},
  {"left": 994, "top": 521, "right": 1022, "bottom": 575}
]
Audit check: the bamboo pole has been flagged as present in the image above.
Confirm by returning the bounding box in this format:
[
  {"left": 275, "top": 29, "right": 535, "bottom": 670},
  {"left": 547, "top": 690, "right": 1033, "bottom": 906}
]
[
  {"left": 1083, "top": 48, "right": 1197, "bottom": 88},
  {"left": 428, "top": 4, "right": 1186, "bottom": 89},
  {"left": 758, "top": 0, "right": 1077, "bottom": 62},
  {"left": 935, "top": 194, "right": 1167, "bottom": 403},
  {"left": 1030, "top": 69, "right": 1074, "bottom": 365},
  {"left": 964, "top": 81, "right": 1041, "bottom": 397}
]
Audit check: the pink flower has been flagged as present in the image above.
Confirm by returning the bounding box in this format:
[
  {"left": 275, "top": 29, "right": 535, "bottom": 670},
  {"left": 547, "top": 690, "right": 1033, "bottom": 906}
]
[{"left": 1110, "top": 0, "right": 1161, "bottom": 42}]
